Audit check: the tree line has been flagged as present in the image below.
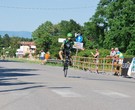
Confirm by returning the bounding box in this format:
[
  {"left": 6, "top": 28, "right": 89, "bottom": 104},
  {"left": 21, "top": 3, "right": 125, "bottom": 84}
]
[
  {"left": 32, "top": 0, "right": 135, "bottom": 58},
  {"left": 0, "top": 34, "right": 32, "bottom": 57},
  {"left": 0, "top": 0, "right": 135, "bottom": 58}
]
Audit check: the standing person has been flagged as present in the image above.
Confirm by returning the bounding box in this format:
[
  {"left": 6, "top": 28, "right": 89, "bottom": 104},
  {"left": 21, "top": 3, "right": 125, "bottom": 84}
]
[
  {"left": 115, "top": 48, "right": 124, "bottom": 59},
  {"left": 107, "top": 48, "right": 116, "bottom": 64},
  {"left": 106, "top": 48, "right": 116, "bottom": 58},
  {"left": 110, "top": 48, "right": 116, "bottom": 58},
  {"left": 44, "top": 51, "right": 50, "bottom": 64},
  {"left": 40, "top": 50, "right": 45, "bottom": 65},
  {"left": 114, "top": 48, "right": 124, "bottom": 76},
  {"left": 59, "top": 33, "right": 74, "bottom": 62},
  {"left": 91, "top": 49, "right": 100, "bottom": 73}
]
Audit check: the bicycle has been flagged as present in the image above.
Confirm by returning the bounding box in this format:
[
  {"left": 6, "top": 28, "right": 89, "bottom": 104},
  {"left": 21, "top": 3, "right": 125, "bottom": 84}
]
[{"left": 63, "top": 50, "right": 71, "bottom": 77}]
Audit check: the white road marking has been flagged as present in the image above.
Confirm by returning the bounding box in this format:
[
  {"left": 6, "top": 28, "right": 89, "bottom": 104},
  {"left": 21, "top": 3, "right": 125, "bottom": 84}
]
[
  {"left": 52, "top": 89, "right": 82, "bottom": 97},
  {"left": 94, "top": 90, "right": 130, "bottom": 98}
]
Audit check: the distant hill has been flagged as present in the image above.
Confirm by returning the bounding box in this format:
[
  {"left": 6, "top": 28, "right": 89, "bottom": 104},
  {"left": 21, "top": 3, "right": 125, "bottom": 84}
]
[{"left": 0, "top": 31, "right": 32, "bottom": 38}]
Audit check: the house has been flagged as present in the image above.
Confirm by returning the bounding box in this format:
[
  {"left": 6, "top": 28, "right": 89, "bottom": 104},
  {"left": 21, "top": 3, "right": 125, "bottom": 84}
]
[{"left": 16, "top": 41, "right": 36, "bottom": 57}]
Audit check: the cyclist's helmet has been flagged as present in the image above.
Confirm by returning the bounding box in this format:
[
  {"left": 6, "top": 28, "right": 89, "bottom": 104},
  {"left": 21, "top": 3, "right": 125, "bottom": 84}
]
[{"left": 67, "top": 33, "right": 73, "bottom": 38}]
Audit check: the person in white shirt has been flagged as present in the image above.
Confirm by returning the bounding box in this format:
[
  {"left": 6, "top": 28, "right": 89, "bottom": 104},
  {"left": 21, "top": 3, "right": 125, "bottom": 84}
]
[
  {"left": 110, "top": 48, "right": 116, "bottom": 57},
  {"left": 40, "top": 50, "right": 45, "bottom": 64}
]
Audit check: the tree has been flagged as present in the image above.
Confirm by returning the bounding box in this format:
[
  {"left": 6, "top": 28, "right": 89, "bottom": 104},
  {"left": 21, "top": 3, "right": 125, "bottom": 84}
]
[
  {"left": 0, "top": 35, "right": 3, "bottom": 54},
  {"left": 57, "top": 19, "right": 82, "bottom": 37},
  {"left": 32, "top": 20, "right": 82, "bottom": 57},
  {"left": 126, "top": 36, "right": 135, "bottom": 55},
  {"left": 2, "top": 34, "right": 11, "bottom": 48},
  {"left": 84, "top": 0, "right": 135, "bottom": 55},
  {"left": 32, "top": 21, "right": 53, "bottom": 53},
  {"left": 9, "top": 37, "right": 21, "bottom": 57},
  {"left": 104, "top": 0, "right": 135, "bottom": 52},
  {"left": 83, "top": 21, "right": 100, "bottom": 49}
]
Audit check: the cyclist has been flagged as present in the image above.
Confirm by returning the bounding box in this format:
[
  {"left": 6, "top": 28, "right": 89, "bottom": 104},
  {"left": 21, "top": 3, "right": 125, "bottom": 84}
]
[{"left": 59, "top": 33, "right": 74, "bottom": 63}]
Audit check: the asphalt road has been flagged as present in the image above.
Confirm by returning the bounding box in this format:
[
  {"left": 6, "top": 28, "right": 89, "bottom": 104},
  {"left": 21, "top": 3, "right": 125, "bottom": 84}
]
[{"left": 0, "top": 60, "right": 135, "bottom": 110}]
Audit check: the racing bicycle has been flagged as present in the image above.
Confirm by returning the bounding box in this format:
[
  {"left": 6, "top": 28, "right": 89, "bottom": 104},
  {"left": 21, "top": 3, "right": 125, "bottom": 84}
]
[{"left": 63, "top": 50, "right": 71, "bottom": 77}]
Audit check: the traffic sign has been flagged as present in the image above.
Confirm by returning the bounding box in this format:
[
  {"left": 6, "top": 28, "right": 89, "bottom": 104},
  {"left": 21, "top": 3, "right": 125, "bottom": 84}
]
[{"left": 76, "top": 35, "right": 83, "bottom": 43}]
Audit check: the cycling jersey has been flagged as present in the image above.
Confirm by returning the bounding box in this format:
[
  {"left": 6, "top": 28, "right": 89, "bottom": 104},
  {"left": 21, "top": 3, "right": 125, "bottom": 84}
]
[{"left": 63, "top": 39, "right": 74, "bottom": 51}]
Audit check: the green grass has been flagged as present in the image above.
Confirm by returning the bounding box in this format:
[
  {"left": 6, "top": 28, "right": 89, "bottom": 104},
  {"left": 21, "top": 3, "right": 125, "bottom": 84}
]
[{"left": 7, "top": 58, "right": 63, "bottom": 67}]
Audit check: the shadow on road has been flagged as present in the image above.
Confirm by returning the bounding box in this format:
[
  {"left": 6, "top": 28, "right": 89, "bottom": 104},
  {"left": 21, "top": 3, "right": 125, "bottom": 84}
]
[
  {"left": 0, "top": 59, "right": 20, "bottom": 63},
  {"left": 0, "top": 78, "right": 35, "bottom": 86},
  {"left": 0, "top": 66, "right": 42, "bottom": 92},
  {"left": 68, "top": 76, "right": 81, "bottom": 79},
  {"left": 68, "top": 74, "right": 135, "bottom": 84},
  {"left": 0, "top": 68, "right": 38, "bottom": 78},
  {"left": 48, "top": 86, "right": 71, "bottom": 89},
  {"left": 83, "top": 77, "right": 135, "bottom": 83},
  {"left": 0, "top": 85, "right": 45, "bottom": 93}
]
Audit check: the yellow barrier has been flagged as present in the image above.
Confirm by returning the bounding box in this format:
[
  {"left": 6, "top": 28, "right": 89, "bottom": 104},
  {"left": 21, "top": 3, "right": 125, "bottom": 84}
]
[{"left": 72, "top": 56, "right": 122, "bottom": 74}]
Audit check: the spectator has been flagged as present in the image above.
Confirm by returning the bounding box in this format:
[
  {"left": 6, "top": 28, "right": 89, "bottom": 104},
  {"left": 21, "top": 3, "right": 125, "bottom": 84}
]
[
  {"left": 44, "top": 51, "right": 50, "bottom": 64},
  {"left": 114, "top": 48, "right": 124, "bottom": 76},
  {"left": 40, "top": 50, "right": 45, "bottom": 65},
  {"left": 29, "top": 51, "right": 33, "bottom": 59},
  {"left": 106, "top": 48, "right": 116, "bottom": 64},
  {"left": 91, "top": 49, "right": 100, "bottom": 73},
  {"left": 110, "top": 48, "right": 116, "bottom": 58}
]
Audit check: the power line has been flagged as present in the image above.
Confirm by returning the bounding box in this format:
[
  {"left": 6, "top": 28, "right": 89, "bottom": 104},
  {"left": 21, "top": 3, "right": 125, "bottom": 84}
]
[{"left": 0, "top": 5, "right": 96, "bottom": 10}]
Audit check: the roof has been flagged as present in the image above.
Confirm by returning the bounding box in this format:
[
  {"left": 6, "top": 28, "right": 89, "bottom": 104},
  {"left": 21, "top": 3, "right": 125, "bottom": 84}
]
[{"left": 20, "top": 41, "right": 35, "bottom": 46}]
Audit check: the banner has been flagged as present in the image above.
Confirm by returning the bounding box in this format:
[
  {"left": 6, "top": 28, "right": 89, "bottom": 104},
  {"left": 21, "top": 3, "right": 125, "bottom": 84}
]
[
  {"left": 121, "top": 58, "right": 132, "bottom": 77},
  {"left": 58, "top": 38, "right": 66, "bottom": 43},
  {"left": 127, "top": 57, "right": 135, "bottom": 77},
  {"left": 73, "top": 42, "right": 83, "bottom": 49}
]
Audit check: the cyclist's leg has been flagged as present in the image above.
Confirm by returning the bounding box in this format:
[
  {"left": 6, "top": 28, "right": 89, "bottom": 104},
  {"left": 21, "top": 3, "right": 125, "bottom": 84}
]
[
  {"left": 68, "top": 51, "right": 73, "bottom": 66},
  {"left": 63, "top": 54, "right": 68, "bottom": 71},
  {"left": 63, "top": 50, "right": 69, "bottom": 67},
  {"left": 69, "top": 57, "right": 73, "bottom": 66},
  {"left": 59, "top": 50, "right": 64, "bottom": 61}
]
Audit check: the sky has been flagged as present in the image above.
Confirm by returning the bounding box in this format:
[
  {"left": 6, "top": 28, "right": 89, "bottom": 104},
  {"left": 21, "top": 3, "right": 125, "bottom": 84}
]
[{"left": 0, "top": 0, "right": 100, "bottom": 32}]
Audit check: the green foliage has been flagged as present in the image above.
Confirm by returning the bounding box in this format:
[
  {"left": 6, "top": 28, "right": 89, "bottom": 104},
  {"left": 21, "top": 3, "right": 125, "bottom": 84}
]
[
  {"left": 24, "top": 53, "right": 29, "bottom": 58},
  {"left": 126, "top": 40, "right": 135, "bottom": 55},
  {"left": 77, "top": 48, "right": 110, "bottom": 58},
  {"left": 32, "top": 21, "right": 53, "bottom": 53},
  {"left": 77, "top": 49, "right": 91, "bottom": 57},
  {"left": 57, "top": 19, "right": 82, "bottom": 36},
  {"left": 2, "top": 34, "right": 11, "bottom": 48},
  {"left": 32, "top": 19, "right": 82, "bottom": 58},
  {"left": 0, "top": 34, "right": 32, "bottom": 57},
  {"left": 83, "top": 0, "right": 135, "bottom": 55},
  {"left": 30, "top": 0, "right": 135, "bottom": 58},
  {"left": 98, "top": 48, "right": 110, "bottom": 57}
]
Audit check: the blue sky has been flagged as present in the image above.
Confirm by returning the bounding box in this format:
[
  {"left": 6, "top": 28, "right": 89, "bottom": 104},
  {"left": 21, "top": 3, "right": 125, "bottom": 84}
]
[{"left": 0, "top": 0, "right": 100, "bottom": 32}]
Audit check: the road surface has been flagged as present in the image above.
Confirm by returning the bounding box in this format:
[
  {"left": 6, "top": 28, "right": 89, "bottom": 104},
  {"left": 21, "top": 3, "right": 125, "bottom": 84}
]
[{"left": 0, "top": 60, "right": 135, "bottom": 110}]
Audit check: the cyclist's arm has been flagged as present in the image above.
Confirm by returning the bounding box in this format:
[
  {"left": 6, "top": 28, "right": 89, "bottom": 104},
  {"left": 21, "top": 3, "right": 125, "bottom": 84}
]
[
  {"left": 60, "top": 41, "right": 66, "bottom": 50},
  {"left": 60, "top": 43, "right": 64, "bottom": 49}
]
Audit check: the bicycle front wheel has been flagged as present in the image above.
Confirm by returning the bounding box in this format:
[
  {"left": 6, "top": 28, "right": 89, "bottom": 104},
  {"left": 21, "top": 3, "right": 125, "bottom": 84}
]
[
  {"left": 63, "top": 62, "right": 68, "bottom": 77},
  {"left": 64, "top": 68, "right": 68, "bottom": 77}
]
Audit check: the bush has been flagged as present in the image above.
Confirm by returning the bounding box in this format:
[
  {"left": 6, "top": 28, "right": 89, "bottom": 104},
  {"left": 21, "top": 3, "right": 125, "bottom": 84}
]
[
  {"left": 24, "top": 53, "right": 29, "bottom": 58},
  {"left": 123, "top": 54, "right": 134, "bottom": 58},
  {"left": 98, "top": 48, "right": 110, "bottom": 57},
  {"left": 77, "top": 49, "right": 91, "bottom": 57},
  {"left": 77, "top": 48, "right": 110, "bottom": 58}
]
